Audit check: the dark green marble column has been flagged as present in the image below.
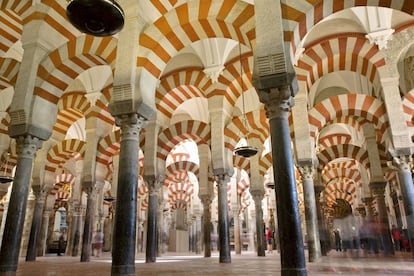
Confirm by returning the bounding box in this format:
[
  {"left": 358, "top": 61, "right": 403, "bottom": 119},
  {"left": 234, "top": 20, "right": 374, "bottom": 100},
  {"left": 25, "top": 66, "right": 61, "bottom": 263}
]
[
  {"left": 260, "top": 88, "right": 307, "bottom": 275},
  {"left": 0, "top": 136, "right": 41, "bottom": 274},
  {"left": 393, "top": 156, "right": 414, "bottom": 258},
  {"left": 111, "top": 114, "right": 144, "bottom": 276},
  {"left": 145, "top": 177, "right": 160, "bottom": 263},
  {"left": 215, "top": 173, "right": 231, "bottom": 263}
]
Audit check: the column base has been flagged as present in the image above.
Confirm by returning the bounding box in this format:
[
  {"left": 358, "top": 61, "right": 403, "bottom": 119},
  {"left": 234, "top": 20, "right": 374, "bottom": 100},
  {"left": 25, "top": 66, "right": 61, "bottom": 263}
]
[
  {"left": 111, "top": 265, "right": 135, "bottom": 276},
  {"left": 219, "top": 257, "right": 231, "bottom": 263},
  {"left": 0, "top": 264, "right": 17, "bottom": 275},
  {"left": 281, "top": 267, "right": 307, "bottom": 276}
]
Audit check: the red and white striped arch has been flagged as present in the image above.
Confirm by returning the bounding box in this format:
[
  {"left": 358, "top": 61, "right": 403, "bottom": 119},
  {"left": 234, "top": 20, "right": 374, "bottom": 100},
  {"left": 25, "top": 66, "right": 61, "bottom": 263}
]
[
  {"left": 281, "top": 1, "right": 414, "bottom": 56},
  {"left": 0, "top": 2, "right": 25, "bottom": 56},
  {"left": 318, "top": 133, "right": 352, "bottom": 152},
  {"left": 308, "top": 94, "right": 389, "bottom": 143},
  {"left": 232, "top": 157, "right": 250, "bottom": 177},
  {"left": 45, "top": 139, "right": 86, "bottom": 172},
  {"left": 317, "top": 144, "right": 369, "bottom": 172},
  {"left": 324, "top": 177, "right": 357, "bottom": 207},
  {"left": 34, "top": 35, "right": 117, "bottom": 106},
  {"left": 156, "top": 69, "right": 210, "bottom": 118},
  {"left": 296, "top": 36, "right": 386, "bottom": 93},
  {"left": 0, "top": 58, "right": 19, "bottom": 89},
  {"left": 96, "top": 130, "right": 120, "bottom": 165},
  {"left": 259, "top": 152, "right": 272, "bottom": 176},
  {"left": 137, "top": 0, "right": 255, "bottom": 79},
  {"left": 214, "top": 54, "right": 253, "bottom": 107},
  {"left": 166, "top": 160, "right": 199, "bottom": 178},
  {"left": 321, "top": 166, "right": 362, "bottom": 187},
  {"left": 237, "top": 178, "right": 249, "bottom": 195},
  {"left": 402, "top": 89, "right": 414, "bottom": 127},
  {"left": 157, "top": 120, "right": 210, "bottom": 161}
]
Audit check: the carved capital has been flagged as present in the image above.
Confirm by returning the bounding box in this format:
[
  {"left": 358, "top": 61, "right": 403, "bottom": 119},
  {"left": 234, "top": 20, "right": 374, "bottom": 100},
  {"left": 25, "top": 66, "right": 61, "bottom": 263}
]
[
  {"left": 258, "top": 87, "right": 294, "bottom": 119},
  {"left": 369, "top": 181, "right": 387, "bottom": 197},
  {"left": 115, "top": 113, "right": 146, "bottom": 139},
  {"left": 16, "top": 135, "right": 41, "bottom": 158},
  {"left": 393, "top": 155, "right": 412, "bottom": 173},
  {"left": 298, "top": 165, "right": 314, "bottom": 181}
]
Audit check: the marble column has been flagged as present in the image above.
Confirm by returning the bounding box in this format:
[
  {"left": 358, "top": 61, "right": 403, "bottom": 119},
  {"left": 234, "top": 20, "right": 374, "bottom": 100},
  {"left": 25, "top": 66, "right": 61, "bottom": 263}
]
[
  {"left": 298, "top": 165, "right": 321, "bottom": 262},
  {"left": 259, "top": 88, "right": 306, "bottom": 274},
  {"left": 0, "top": 135, "right": 41, "bottom": 273},
  {"left": 314, "top": 185, "right": 328, "bottom": 256},
  {"left": 26, "top": 189, "right": 47, "bottom": 261},
  {"left": 233, "top": 208, "right": 241, "bottom": 255},
  {"left": 393, "top": 156, "right": 414, "bottom": 258},
  {"left": 145, "top": 176, "right": 162, "bottom": 263},
  {"left": 370, "top": 181, "right": 394, "bottom": 255},
  {"left": 215, "top": 173, "right": 231, "bottom": 263},
  {"left": 251, "top": 190, "right": 265, "bottom": 256},
  {"left": 195, "top": 215, "right": 202, "bottom": 254},
  {"left": 157, "top": 195, "right": 164, "bottom": 256},
  {"left": 81, "top": 186, "right": 98, "bottom": 262},
  {"left": 200, "top": 195, "right": 212, "bottom": 257},
  {"left": 112, "top": 114, "right": 144, "bottom": 275},
  {"left": 37, "top": 207, "right": 52, "bottom": 256},
  {"left": 70, "top": 204, "right": 84, "bottom": 257}
]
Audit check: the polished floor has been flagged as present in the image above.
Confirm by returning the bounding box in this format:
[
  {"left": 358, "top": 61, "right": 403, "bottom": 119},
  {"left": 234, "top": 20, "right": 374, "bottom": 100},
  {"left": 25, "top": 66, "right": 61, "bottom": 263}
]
[{"left": 15, "top": 250, "right": 414, "bottom": 275}]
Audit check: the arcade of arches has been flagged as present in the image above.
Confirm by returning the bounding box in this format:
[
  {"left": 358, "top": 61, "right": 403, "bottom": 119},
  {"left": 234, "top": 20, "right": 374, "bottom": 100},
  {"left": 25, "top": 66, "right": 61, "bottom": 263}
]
[{"left": 0, "top": 0, "right": 414, "bottom": 275}]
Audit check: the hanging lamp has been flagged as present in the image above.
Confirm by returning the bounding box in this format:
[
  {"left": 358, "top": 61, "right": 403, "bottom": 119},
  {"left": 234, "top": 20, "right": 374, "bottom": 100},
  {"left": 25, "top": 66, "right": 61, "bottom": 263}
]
[
  {"left": 0, "top": 147, "right": 13, "bottom": 184},
  {"left": 233, "top": 43, "right": 258, "bottom": 158},
  {"left": 66, "top": 0, "right": 125, "bottom": 37}
]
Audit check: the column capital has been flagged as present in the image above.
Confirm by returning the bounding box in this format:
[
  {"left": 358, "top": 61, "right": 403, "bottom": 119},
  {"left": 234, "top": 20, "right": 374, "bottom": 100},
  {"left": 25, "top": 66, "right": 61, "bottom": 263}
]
[
  {"left": 250, "top": 189, "right": 264, "bottom": 201},
  {"left": 392, "top": 155, "right": 412, "bottom": 172},
  {"left": 115, "top": 113, "right": 147, "bottom": 131},
  {"left": 199, "top": 194, "right": 212, "bottom": 205},
  {"left": 214, "top": 173, "right": 231, "bottom": 186},
  {"left": 145, "top": 174, "right": 164, "bottom": 195},
  {"left": 369, "top": 181, "right": 387, "bottom": 196},
  {"left": 257, "top": 86, "right": 294, "bottom": 120},
  {"left": 16, "top": 135, "right": 42, "bottom": 158},
  {"left": 298, "top": 165, "right": 315, "bottom": 181}
]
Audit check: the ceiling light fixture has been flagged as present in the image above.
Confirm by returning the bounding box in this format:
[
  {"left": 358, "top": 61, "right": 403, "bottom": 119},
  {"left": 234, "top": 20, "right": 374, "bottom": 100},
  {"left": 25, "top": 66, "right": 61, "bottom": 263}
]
[{"left": 66, "top": 0, "right": 125, "bottom": 37}]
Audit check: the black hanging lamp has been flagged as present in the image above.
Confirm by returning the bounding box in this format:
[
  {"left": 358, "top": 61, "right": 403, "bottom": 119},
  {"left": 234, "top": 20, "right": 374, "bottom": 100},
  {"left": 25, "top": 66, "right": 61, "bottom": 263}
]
[
  {"left": 66, "top": 0, "right": 125, "bottom": 37},
  {"left": 0, "top": 150, "right": 13, "bottom": 184},
  {"left": 234, "top": 43, "right": 258, "bottom": 158}
]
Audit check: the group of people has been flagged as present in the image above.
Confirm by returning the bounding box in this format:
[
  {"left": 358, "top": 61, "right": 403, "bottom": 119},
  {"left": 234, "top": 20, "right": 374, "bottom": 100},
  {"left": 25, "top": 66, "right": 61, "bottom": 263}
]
[{"left": 333, "top": 224, "right": 411, "bottom": 254}]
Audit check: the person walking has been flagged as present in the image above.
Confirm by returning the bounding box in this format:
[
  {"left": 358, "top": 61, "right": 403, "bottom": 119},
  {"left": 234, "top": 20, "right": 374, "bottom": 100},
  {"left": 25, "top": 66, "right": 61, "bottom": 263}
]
[
  {"left": 266, "top": 227, "right": 273, "bottom": 254},
  {"left": 334, "top": 229, "right": 342, "bottom": 252}
]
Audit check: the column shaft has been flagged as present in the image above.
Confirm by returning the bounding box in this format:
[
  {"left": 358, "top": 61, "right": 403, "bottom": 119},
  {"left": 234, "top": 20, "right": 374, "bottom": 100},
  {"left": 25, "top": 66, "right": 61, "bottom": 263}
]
[
  {"left": 37, "top": 208, "right": 51, "bottom": 256},
  {"left": 270, "top": 115, "right": 306, "bottom": 274},
  {"left": 112, "top": 115, "right": 142, "bottom": 276},
  {"left": 146, "top": 190, "right": 158, "bottom": 263},
  {"left": 299, "top": 166, "right": 321, "bottom": 262},
  {"left": 0, "top": 136, "right": 40, "bottom": 273},
  {"left": 25, "top": 195, "right": 46, "bottom": 261},
  {"left": 253, "top": 194, "right": 265, "bottom": 256},
  {"left": 395, "top": 156, "right": 414, "bottom": 258},
  {"left": 81, "top": 188, "right": 97, "bottom": 262},
  {"left": 201, "top": 197, "right": 212, "bottom": 257},
  {"left": 217, "top": 175, "right": 231, "bottom": 263}
]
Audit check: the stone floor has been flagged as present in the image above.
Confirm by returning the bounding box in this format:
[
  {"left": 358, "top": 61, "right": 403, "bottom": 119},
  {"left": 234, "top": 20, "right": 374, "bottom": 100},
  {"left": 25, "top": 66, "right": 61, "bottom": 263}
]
[{"left": 14, "top": 250, "right": 414, "bottom": 275}]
